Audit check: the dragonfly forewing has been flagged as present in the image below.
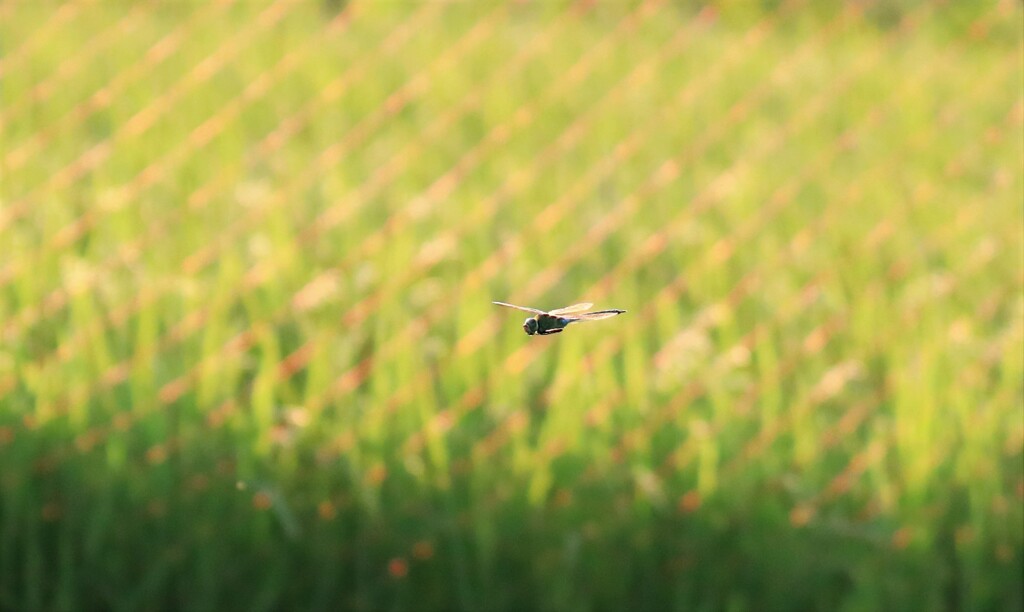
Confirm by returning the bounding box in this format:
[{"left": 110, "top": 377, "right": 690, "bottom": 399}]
[
  {"left": 547, "top": 302, "right": 594, "bottom": 315},
  {"left": 571, "top": 310, "right": 626, "bottom": 321},
  {"left": 492, "top": 301, "right": 545, "bottom": 315}
]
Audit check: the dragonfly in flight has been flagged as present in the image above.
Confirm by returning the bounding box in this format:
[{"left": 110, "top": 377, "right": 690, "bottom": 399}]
[{"left": 492, "top": 301, "right": 626, "bottom": 336}]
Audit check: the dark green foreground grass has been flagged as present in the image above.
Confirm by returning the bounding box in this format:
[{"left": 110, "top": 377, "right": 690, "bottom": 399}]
[{"left": 1, "top": 1, "right": 1022, "bottom": 609}]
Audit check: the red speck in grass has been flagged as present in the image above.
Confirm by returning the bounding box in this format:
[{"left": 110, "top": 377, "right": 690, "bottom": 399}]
[
  {"left": 188, "top": 474, "right": 209, "bottom": 493},
  {"left": 0, "top": 426, "right": 12, "bottom": 447},
  {"left": 252, "top": 492, "right": 272, "bottom": 511},
  {"left": 678, "top": 490, "right": 701, "bottom": 513},
  {"left": 892, "top": 527, "right": 912, "bottom": 550},
  {"left": 147, "top": 500, "right": 167, "bottom": 518},
  {"left": 216, "top": 459, "right": 235, "bottom": 476},
  {"left": 585, "top": 405, "right": 608, "bottom": 428},
  {"left": 388, "top": 557, "right": 408, "bottom": 579},
  {"left": 968, "top": 20, "right": 989, "bottom": 41},
  {"left": 366, "top": 463, "right": 387, "bottom": 486},
  {"left": 696, "top": 5, "right": 717, "bottom": 24},
  {"left": 158, "top": 376, "right": 190, "bottom": 404},
  {"left": 75, "top": 431, "right": 99, "bottom": 453},
  {"left": 113, "top": 413, "right": 132, "bottom": 431},
  {"left": 553, "top": 489, "right": 572, "bottom": 509},
  {"left": 667, "top": 555, "right": 696, "bottom": 574},
  {"left": 41, "top": 502, "right": 62, "bottom": 522},
  {"left": 412, "top": 540, "right": 434, "bottom": 560},
  {"left": 451, "top": 458, "right": 472, "bottom": 476},
  {"left": 789, "top": 505, "right": 815, "bottom": 527},
  {"left": 278, "top": 344, "right": 313, "bottom": 378},
  {"left": 318, "top": 500, "right": 337, "bottom": 521},
  {"left": 146, "top": 444, "right": 168, "bottom": 465},
  {"left": 33, "top": 456, "right": 57, "bottom": 475},
  {"left": 955, "top": 526, "right": 976, "bottom": 548}
]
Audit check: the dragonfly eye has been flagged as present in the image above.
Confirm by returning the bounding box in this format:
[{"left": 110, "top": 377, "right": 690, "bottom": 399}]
[{"left": 523, "top": 318, "right": 537, "bottom": 335}]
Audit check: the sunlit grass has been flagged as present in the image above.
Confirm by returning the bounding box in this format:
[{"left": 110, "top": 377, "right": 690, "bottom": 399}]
[{"left": 1, "top": 1, "right": 1022, "bottom": 610}]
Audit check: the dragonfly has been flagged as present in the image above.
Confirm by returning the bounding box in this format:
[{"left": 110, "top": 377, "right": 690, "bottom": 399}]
[{"left": 492, "top": 301, "right": 626, "bottom": 336}]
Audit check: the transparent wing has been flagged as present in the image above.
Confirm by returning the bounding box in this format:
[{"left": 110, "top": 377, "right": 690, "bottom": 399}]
[
  {"left": 547, "top": 302, "right": 594, "bottom": 315},
  {"left": 492, "top": 301, "right": 545, "bottom": 315},
  {"left": 571, "top": 309, "right": 626, "bottom": 321}
]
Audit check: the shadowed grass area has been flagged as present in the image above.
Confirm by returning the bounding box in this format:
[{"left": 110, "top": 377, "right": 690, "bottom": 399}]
[{"left": 1, "top": 1, "right": 1022, "bottom": 610}]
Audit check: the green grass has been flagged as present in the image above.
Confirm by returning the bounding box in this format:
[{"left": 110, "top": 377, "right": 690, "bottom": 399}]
[{"left": 1, "top": 1, "right": 1022, "bottom": 610}]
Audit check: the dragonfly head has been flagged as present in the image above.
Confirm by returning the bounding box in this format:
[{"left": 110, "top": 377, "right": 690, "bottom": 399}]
[{"left": 522, "top": 318, "right": 538, "bottom": 335}]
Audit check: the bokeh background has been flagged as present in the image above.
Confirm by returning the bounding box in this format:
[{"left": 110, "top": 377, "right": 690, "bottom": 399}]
[{"left": 1, "top": 0, "right": 1022, "bottom": 609}]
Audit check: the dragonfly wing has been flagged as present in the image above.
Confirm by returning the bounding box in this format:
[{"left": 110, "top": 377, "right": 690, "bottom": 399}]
[
  {"left": 548, "top": 302, "right": 594, "bottom": 315},
  {"left": 571, "top": 309, "right": 626, "bottom": 321},
  {"left": 492, "top": 301, "right": 545, "bottom": 315}
]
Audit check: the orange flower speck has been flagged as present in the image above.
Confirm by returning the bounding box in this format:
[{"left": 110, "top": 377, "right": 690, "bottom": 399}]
[
  {"left": 366, "top": 464, "right": 387, "bottom": 486},
  {"left": 892, "top": 527, "right": 912, "bottom": 550},
  {"left": 412, "top": 540, "right": 434, "bottom": 560},
  {"left": 789, "top": 505, "right": 815, "bottom": 527},
  {"left": 996, "top": 544, "right": 1013, "bottom": 563},
  {"left": 145, "top": 444, "right": 167, "bottom": 465},
  {"left": 678, "top": 490, "right": 701, "bottom": 513},
  {"left": 188, "top": 474, "right": 209, "bottom": 492},
  {"left": 388, "top": 557, "right": 408, "bottom": 578},
  {"left": 318, "top": 500, "right": 337, "bottom": 521},
  {"left": 252, "top": 491, "right": 272, "bottom": 510},
  {"left": 41, "top": 502, "right": 61, "bottom": 522}
]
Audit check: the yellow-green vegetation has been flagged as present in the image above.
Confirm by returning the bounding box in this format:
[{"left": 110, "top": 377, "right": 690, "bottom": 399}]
[{"left": 1, "top": 1, "right": 1021, "bottom": 609}]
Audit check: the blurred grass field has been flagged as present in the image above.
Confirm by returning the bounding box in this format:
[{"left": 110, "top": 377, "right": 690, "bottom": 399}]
[{"left": 1, "top": 0, "right": 1022, "bottom": 609}]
